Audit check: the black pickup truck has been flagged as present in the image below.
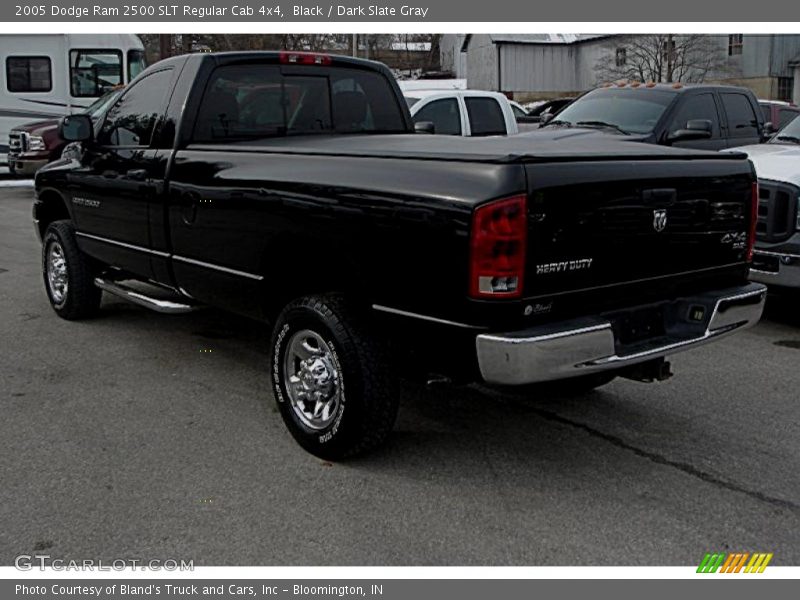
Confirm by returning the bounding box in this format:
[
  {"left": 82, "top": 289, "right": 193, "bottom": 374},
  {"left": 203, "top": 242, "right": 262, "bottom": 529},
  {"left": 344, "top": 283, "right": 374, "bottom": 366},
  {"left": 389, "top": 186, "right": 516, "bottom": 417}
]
[{"left": 34, "top": 52, "right": 766, "bottom": 458}]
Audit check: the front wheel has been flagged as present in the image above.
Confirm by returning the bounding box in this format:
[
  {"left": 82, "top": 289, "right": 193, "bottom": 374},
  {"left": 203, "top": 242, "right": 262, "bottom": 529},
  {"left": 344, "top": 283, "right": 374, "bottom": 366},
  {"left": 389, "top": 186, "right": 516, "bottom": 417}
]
[
  {"left": 42, "top": 220, "right": 102, "bottom": 320},
  {"left": 269, "top": 294, "right": 398, "bottom": 460}
]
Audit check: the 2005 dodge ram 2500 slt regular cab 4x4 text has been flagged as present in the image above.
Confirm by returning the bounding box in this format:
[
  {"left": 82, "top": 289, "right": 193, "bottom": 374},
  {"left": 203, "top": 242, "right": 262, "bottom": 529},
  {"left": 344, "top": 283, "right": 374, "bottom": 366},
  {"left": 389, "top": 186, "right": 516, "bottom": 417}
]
[{"left": 33, "top": 52, "right": 767, "bottom": 458}]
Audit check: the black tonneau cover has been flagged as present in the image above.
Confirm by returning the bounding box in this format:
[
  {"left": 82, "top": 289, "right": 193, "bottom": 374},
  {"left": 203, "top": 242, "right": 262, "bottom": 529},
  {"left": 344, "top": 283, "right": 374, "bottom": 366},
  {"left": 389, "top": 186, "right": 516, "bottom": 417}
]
[{"left": 188, "top": 130, "right": 750, "bottom": 164}]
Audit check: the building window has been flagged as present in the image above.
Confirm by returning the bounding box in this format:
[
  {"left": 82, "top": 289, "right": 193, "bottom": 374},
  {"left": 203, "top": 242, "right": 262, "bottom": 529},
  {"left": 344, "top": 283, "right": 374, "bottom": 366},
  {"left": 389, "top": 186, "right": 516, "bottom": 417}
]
[
  {"left": 778, "top": 77, "right": 794, "bottom": 102},
  {"left": 6, "top": 56, "right": 52, "bottom": 92},
  {"left": 728, "top": 34, "right": 744, "bottom": 56},
  {"left": 615, "top": 48, "right": 627, "bottom": 67}
]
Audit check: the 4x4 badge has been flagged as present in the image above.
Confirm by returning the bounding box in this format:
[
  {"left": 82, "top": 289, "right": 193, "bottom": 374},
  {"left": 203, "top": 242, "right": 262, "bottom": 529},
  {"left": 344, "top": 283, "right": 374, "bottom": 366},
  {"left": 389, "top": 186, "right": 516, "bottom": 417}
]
[{"left": 653, "top": 209, "right": 668, "bottom": 232}]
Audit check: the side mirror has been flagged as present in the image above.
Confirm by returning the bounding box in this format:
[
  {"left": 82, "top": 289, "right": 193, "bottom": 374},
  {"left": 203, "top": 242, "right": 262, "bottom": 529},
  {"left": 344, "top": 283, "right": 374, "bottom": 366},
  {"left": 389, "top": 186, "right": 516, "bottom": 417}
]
[
  {"left": 414, "top": 121, "right": 435, "bottom": 134},
  {"left": 539, "top": 113, "right": 555, "bottom": 126},
  {"left": 668, "top": 119, "right": 712, "bottom": 142},
  {"left": 763, "top": 121, "right": 776, "bottom": 141},
  {"left": 59, "top": 114, "right": 93, "bottom": 142}
]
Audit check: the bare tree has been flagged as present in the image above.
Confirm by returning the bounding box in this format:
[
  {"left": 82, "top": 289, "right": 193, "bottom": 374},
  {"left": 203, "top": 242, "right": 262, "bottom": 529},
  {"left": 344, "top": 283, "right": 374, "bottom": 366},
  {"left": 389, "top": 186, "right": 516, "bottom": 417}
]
[{"left": 594, "top": 34, "right": 729, "bottom": 84}]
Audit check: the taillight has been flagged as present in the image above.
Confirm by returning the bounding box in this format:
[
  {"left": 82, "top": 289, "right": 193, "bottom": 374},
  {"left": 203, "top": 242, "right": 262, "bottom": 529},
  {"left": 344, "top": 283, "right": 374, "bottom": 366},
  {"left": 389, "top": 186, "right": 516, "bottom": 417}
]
[
  {"left": 279, "top": 52, "right": 332, "bottom": 66},
  {"left": 747, "top": 181, "right": 758, "bottom": 262},
  {"left": 469, "top": 195, "right": 527, "bottom": 299}
]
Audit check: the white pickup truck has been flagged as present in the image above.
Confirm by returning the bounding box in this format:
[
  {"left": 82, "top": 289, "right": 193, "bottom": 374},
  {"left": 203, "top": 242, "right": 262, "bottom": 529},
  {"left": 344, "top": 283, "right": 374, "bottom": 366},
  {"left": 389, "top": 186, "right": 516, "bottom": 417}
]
[
  {"left": 726, "top": 116, "right": 800, "bottom": 289},
  {"left": 403, "top": 90, "right": 520, "bottom": 136}
]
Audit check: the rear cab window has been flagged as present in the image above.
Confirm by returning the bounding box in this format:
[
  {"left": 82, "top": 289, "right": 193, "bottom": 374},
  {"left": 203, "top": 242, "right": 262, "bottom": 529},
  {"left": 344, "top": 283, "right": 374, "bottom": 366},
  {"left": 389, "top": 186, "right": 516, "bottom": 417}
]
[
  {"left": 193, "top": 63, "right": 407, "bottom": 142},
  {"left": 464, "top": 97, "right": 506, "bottom": 136}
]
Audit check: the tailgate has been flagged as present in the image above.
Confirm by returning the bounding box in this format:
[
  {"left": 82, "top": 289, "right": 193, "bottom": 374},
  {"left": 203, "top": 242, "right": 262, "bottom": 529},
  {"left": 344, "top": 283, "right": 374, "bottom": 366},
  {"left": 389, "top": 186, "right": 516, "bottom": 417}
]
[{"left": 524, "top": 159, "right": 755, "bottom": 298}]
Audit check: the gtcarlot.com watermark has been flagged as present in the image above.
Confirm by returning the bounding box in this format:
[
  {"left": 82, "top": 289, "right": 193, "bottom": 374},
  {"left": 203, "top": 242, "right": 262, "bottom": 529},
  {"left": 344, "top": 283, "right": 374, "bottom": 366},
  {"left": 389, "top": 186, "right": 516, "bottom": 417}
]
[{"left": 15, "top": 554, "right": 194, "bottom": 571}]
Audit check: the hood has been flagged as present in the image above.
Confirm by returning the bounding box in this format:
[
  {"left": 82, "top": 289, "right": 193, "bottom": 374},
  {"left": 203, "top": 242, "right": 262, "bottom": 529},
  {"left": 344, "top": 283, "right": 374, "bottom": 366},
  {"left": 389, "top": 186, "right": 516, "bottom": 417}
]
[
  {"left": 12, "top": 119, "right": 60, "bottom": 136},
  {"left": 725, "top": 143, "right": 800, "bottom": 186},
  {"left": 519, "top": 126, "right": 651, "bottom": 144}
]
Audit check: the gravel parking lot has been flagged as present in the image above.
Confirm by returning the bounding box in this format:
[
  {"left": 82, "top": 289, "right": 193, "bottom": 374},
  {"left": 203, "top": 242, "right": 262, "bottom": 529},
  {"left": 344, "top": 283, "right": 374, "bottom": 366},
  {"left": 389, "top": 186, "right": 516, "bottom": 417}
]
[{"left": 1, "top": 184, "right": 799, "bottom": 566}]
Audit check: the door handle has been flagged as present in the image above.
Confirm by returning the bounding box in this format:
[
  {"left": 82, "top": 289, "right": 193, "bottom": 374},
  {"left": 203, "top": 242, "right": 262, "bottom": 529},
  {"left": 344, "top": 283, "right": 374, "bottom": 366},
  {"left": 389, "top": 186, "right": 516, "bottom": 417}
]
[
  {"left": 126, "top": 169, "right": 148, "bottom": 181},
  {"left": 180, "top": 191, "right": 201, "bottom": 225}
]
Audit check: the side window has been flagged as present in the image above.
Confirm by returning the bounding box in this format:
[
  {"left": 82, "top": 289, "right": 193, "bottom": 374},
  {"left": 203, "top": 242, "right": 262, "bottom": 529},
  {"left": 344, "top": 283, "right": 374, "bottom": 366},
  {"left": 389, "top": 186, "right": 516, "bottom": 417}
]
[
  {"left": 721, "top": 93, "right": 759, "bottom": 138},
  {"left": 70, "top": 49, "right": 123, "bottom": 97},
  {"left": 760, "top": 105, "right": 772, "bottom": 124},
  {"left": 465, "top": 97, "right": 507, "bottom": 136},
  {"left": 98, "top": 69, "right": 173, "bottom": 147},
  {"left": 511, "top": 105, "right": 527, "bottom": 118},
  {"left": 668, "top": 93, "right": 720, "bottom": 137},
  {"left": 778, "top": 109, "right": 799, "bottom": 129},
  {"left": 413, "top": 98, "right": 462, "bottom": 135},
  {"left": 6, "top": 57, "right": 52, "bottom": 92}
]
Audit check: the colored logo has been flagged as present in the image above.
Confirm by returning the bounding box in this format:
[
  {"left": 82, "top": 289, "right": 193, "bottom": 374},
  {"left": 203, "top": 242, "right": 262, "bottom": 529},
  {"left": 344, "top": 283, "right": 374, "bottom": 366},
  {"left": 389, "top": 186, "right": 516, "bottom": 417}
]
[{"left": 697, "top": 552, "right": 773, "bottom": 573}]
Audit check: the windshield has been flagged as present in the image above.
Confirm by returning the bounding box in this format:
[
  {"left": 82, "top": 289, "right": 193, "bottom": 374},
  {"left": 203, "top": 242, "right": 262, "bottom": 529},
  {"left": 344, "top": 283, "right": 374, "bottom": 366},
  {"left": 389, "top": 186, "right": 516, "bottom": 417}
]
[
  {"left": 770, "top": 116, "right": 800, "bottom": 144},
  {"left": 548, "top": 88, "right": 676, "bottom": 134}
]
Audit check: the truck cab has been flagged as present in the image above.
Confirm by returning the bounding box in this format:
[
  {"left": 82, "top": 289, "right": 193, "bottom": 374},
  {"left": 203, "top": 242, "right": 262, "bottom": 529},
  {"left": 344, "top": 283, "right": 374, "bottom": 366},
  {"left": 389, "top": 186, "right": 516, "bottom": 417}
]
[
  {"left": 404, "top": 89, "right": 519, "bottom": 136},
  {"left": 539, "top": 83, "right": 767, "bottom": 151}
]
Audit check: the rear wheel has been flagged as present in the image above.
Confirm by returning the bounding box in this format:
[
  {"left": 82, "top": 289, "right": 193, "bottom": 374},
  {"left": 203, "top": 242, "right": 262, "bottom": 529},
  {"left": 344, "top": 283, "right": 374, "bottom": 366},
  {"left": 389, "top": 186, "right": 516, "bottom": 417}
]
[
  {"left": 269, "top": 294, "right": 398, "bottom": 459},
  {"left": 42, "top": 220, "right": 102, "bottom": 320}
]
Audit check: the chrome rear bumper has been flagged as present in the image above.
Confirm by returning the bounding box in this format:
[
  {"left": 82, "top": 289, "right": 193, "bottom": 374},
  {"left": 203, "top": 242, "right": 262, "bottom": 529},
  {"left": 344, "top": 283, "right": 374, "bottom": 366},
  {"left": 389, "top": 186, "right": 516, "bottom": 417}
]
[
  {"left": 750, "top": 250, "right": 800, "bottom": 289},
  {"left": 476, "top": 283, "right": 766, "bottom": 386}
]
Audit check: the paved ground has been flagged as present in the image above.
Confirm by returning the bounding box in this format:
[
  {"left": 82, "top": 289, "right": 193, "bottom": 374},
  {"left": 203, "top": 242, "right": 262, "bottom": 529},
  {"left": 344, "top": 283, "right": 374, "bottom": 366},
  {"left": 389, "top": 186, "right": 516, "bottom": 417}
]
[{"left": 1, "top": 186, "right": 799, "bottom": 566}]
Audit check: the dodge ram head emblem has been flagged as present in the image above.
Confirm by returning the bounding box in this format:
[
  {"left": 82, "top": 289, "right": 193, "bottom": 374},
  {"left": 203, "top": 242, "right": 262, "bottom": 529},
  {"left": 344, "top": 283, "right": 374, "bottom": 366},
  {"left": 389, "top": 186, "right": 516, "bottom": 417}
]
[{"left": 653, "top": 209, "right": 668, "bottom": 232}]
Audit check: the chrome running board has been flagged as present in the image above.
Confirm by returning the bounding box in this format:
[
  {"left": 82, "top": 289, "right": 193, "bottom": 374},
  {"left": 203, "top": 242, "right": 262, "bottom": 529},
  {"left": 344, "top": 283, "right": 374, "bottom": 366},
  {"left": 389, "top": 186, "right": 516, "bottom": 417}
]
[{"left": 94, "top": 278, "right": 200, "bottom": 314}]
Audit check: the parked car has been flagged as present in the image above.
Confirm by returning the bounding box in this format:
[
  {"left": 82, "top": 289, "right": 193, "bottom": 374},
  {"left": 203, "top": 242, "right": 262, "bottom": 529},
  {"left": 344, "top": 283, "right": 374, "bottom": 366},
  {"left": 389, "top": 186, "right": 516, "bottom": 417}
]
[
  {"left": 521, "top": 97, "right": 575, "bottom": 123},
  {"left": 508, "top": 100, "right": 531, "bottom": 120},
  {"left": 35, "top": 51, "right": 765, "bottom": 458},
  {"left": 726, "top": 117, "right": 800, "bottom": 289},
  {"left": 1, "top": 34, "right": 145, "bottom": 169},
  {"left": 539, "top": 83, "right": 767, "bottom": 150},
  {"left": 404, "top": 89, "right": 519, "bottom": 136},
  {"left": 759, "top": 99, "right": 800, "bottom": 132},
  {"left": 7, "top": 87, "right": 124, "bottom": 176}
]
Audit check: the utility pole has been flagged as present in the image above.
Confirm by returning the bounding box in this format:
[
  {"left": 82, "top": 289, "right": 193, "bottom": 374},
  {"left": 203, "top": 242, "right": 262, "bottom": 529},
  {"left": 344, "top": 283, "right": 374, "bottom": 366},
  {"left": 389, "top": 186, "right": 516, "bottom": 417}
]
[
  {"left": 159, "top": 34, "right": 172, "bottom": 61},
  {"left": 352, "top": 33, "right": 357, "bottom": 57},
  {"left": 666, "top": 34, "right": 674, "bottom": 83}
]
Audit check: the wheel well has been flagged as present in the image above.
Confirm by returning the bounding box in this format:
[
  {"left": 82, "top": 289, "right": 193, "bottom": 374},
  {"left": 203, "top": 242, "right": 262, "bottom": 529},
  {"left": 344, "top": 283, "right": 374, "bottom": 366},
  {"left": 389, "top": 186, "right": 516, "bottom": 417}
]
[
  {"left": 258, "top": 243, "right": 371, "bottom": 320},
  {"left": 36, "top": 191, "right": 71, "bottom": 238}
]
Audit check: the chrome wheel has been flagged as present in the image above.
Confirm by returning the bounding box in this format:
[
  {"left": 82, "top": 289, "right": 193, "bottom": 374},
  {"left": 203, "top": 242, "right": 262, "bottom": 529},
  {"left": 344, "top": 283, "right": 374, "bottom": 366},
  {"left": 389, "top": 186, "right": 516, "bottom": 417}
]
[
  {"left": 46, "top": 241, "right": 68, "bottom": 306},
  {"left": 283, "top": 329, "right": 342, "bottom": 430}
]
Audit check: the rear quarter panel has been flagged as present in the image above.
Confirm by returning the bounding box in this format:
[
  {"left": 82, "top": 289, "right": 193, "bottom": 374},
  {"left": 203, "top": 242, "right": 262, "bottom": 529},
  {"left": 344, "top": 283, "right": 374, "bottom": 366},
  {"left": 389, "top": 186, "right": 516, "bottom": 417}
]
[{"left": 165, "top": 148, "right": 526, "bottom": 320}]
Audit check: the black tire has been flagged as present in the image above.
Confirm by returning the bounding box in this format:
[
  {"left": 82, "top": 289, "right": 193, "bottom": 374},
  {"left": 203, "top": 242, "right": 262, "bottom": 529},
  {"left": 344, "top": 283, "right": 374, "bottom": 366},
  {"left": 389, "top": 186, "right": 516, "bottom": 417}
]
[
  {"left": 270, "top": 294, "right": 398, "bottom": 460},
  {"left": 42, "top": 220, "right": 102, "bottom": 320}
]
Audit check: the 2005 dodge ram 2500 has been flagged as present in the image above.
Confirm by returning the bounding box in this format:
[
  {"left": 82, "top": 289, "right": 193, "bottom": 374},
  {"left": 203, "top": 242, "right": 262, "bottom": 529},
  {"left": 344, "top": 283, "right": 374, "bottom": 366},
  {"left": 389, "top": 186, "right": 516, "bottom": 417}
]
[{"left": 34, "top": 52, "right": 767, "bottom": 458}]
